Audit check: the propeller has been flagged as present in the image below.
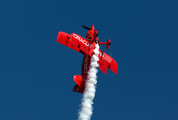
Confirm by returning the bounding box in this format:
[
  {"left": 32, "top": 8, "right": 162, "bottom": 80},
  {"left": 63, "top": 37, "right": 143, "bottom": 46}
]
[
  {"left": 82, "top": 25, "right": 104, "bottom": 31},
  {"left": 82, "top": 25, "right": 90, "bottom": 30},
  {"left": 96, "top": 29, "right": 104, "bottom": 31}
]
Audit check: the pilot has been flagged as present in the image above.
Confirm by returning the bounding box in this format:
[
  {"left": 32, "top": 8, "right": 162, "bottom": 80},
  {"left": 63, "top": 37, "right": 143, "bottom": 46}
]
[{"left": 86, "top": 25, "right": 99, "bottom": 43}]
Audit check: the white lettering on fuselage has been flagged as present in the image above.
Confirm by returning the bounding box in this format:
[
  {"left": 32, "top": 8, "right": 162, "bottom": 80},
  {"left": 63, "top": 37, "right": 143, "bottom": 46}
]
[
  {"left": 73, "top": 34, "right": 88, "bottom": 46},
  {"left": 84, "top": 54, "right": 88, "bottom": 73}
]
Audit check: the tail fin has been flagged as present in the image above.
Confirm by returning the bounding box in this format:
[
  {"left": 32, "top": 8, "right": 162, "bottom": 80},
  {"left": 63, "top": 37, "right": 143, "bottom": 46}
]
[{"left": 73, "top": 75, "right": 84, "bottom": 93}]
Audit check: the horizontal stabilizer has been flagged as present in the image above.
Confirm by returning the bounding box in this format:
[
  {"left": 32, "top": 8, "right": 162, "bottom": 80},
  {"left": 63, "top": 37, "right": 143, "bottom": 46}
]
[{"left": 73, "top": 75, "right": 82, "bottom": 87}]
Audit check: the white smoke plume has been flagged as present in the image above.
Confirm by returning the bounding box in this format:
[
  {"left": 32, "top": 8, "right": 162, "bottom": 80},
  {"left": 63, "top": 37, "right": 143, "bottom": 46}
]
[{"left": 78, "top": 44, "right": 100, "bottom": 120}]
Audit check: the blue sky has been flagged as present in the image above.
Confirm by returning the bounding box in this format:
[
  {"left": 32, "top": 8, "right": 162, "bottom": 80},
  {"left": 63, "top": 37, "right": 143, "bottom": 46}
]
[{"left": 0, "top": 0, "right": 178, "bottom": 120}]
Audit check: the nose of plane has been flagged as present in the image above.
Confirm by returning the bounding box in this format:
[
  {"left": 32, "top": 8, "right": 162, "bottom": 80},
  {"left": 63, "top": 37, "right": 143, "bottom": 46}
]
[{"left": 90, "top": 25, "right": 95, "bottom": 30}]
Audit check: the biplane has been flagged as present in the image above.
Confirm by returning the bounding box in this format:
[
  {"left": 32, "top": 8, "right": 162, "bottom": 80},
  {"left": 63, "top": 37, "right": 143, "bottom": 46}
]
[{"left": 57, "top": 25, "right": 118, "bottom": 93}]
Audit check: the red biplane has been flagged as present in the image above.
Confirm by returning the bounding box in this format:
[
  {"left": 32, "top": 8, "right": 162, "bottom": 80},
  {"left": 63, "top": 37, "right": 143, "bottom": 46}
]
[{"left": 56, "top": 25, "right": 118, "bottom": 93}]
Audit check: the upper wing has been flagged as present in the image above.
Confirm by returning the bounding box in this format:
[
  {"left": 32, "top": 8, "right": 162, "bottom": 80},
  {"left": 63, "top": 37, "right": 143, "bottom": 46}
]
[
  {"left": 98, "top": 50, "right": 118, "bottom": 74},
  {"left": 57, "top": 31, "right": 118, "bottom": 74},
  {"left": 57, "top": 31, "right": 92, "bottom": 56}
]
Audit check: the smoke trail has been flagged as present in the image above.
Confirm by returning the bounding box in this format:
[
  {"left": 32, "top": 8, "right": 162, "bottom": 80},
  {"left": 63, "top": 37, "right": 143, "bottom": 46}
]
[{"left": 78, "top": 44, "right": 100, "bottom": 120}]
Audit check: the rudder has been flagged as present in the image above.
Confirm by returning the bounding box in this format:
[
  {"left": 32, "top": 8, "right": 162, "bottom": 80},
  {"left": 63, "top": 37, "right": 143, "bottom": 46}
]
[
  {"left": 73, "top": 84, "right": 84, "bottom": 93},
  {"left": 73, "top": 75, "right": 84, "bottom": 93}
]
